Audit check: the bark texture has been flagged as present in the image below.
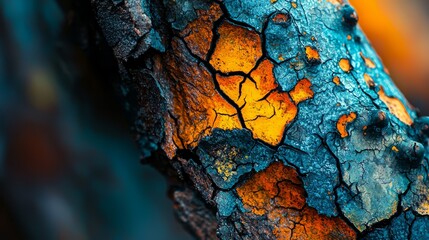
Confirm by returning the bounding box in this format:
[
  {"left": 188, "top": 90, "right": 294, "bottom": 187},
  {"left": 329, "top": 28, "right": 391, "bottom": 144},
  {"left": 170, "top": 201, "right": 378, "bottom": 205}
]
[{"left": 91, "top": 0, "right": 429, "bottom": 239}]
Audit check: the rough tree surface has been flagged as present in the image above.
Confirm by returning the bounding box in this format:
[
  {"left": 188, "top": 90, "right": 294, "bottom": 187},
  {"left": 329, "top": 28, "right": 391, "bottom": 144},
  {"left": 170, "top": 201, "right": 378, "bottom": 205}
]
[{"left": 91, "top": 0, "right": 429, "bottom": 239}]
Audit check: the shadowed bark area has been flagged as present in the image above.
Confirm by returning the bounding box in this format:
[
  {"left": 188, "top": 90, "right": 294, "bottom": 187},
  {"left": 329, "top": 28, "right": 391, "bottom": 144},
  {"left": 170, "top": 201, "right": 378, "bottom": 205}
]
[{"left": 91, "top": 0, "right": 429, "bottom": 239}]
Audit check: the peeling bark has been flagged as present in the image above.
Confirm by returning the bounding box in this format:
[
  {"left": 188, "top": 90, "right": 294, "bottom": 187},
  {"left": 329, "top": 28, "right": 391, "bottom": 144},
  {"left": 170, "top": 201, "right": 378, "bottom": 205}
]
[{"left": 91, "top": 0, "right": 429, "bottom": 239}]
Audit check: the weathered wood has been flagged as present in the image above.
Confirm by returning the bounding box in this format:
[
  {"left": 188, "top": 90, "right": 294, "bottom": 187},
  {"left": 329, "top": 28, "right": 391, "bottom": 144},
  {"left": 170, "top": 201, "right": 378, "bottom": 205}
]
[{"left": 91, "top": 0, "right": 429, "bottom": 239}]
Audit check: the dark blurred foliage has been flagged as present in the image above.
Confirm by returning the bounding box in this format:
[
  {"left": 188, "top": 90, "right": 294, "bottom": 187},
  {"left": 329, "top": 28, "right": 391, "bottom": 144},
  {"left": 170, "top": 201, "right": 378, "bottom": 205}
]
[
  {"left": 0, "top": 0, "right": 428, "bottom": 239},
  {"left": 0, "top": 0, "right": 191, "bottom": 239}
]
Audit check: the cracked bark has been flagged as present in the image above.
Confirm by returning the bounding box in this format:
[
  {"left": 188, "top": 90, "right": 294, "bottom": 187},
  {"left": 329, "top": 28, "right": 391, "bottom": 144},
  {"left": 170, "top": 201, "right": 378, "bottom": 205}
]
[{"left": 90, "top": 0, "right": 429, "bottom": 239}]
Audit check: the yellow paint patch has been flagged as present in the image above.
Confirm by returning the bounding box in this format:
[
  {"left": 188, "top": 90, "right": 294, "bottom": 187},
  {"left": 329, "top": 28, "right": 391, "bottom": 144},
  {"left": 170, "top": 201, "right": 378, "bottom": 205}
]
[
  {"left": 337, "top": 112, "right": 357, "bottom": 138},
  {"left": 214, "top": 159, "right": 237, "bottom": 181},
  {"left": 392, "top": 146, "right": 399, "bottom": 152},
  {"left": 242, "top": 92, "right": 297, "bottom": 146},
  {"left": 305, "top": 46, "right": 321, "bottom": 63},
  {"left": 291, "top": 2, "right": 298, "bottom": 8},
  {"left": 339, "top": 58, "right": 352, "bottom": 73},
  {"left": 360, "top": 52, "right": 376, "bottom": 69},
  {"left": 333, "top": 76, "right": 341, "bottom": 85},
  {"left": 235, "top": 80, "right": 260, "bottom": 107},
  {"left": 212, "top": 94, "right": 243, "bottom": 130},
  {"left": 234, "top": 59, "right": 278, "bottom": 107},
  {"left": 214, "top": 59, "right": 308, "bottom": 146},
  {"left": 378, "top": 87, "right": 413, "bottom": 125},
  {"left": 289, "top": 78, "right": 314, "bottom": 104},
  {"left": 209, "top": 21, "right": 262, "bottom": 74},
  {"left": 166, "top": 14, "right": 319, "bottom": 153}
]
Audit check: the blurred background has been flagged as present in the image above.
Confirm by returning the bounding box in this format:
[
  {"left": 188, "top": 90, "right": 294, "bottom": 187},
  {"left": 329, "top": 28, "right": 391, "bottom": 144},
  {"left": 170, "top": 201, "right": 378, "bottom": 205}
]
[
  {"left": 0, "top": 0, "right": 427, "bottom": 239},
  {"left": 0, "top": 0, "right": 191, "bottom": 239},
  {"left": 350, "top": 0, "right": 429, "bottom": 114}
]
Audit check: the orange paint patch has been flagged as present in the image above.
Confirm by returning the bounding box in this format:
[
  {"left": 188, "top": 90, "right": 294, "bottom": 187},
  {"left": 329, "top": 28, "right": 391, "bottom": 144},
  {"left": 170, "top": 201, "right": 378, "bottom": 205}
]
[
  {"left": 180, "top": 3, "right": 223, "bottom": 59},
  {"left": 216, "top": 74, "right": 244, "bottom": 102},
  {"left": 360, "top": 52, "right": 376, "bottom": 69},
  {"left": 291, "top": 2, "right": 298, "bottom": 8},
  {"left": 289, "top": 78, "right": 314, "bottom": 104},
  {"left": 272, "top": 13, "right": 289, "bottom": 23},
  {"left": 236, "top": 162, "right": 356, "bottom": 240},
  {"left": 162, "top": 39, "right": 242, "bottom": 152},
  {"left": 233, "top": 60, "right": 277, "bottom": 106},
  {"left": 242, "top": 92, "right": 297, "bottom": 146},
  {"left": 209, "top": 21, "right": 262, "bottom": 74},
  {"left": 333, "top": 76, "right": 341, "bottom": 85},
  {"left": 378, "top": 87, "right": 413, "bottom": 125},
  {"left": 363, "top": 73, "right": 375, "bottom": 88},
  {"left": 212, "top": 95, "right": 243, "bottom": 130},
  {"left": 236, "top": 162, "right": 304, "bottom": 216},
  {"left": 305, "top": 46, "right": 321, "bottom": 63},
  {"left": 235, "top": 79, "right": 261, "bottom": 107},
  {"left": 249, "top": 59, "right": 278, "bottom": 97},
  {"left": 337, "top": 112, "right": 357, "bottom": 138},
  {"left": 339, "top": 58, "right": 352, "bottom": 73},
  {"left": 291, "top": 207, "right": 356, "bottom": 240},
  {"left": 214, "top": 59, "right": 308, "bottom": 146},
  {"left": 168, "top": 15, "right": 317, "bottom": 151}
]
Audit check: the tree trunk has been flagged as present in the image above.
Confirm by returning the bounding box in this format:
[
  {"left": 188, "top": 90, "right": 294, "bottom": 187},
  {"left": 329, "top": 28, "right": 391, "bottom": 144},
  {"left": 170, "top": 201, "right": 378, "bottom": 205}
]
[{"left": 91, "top": 0, "right": 429, "bottom": 239}]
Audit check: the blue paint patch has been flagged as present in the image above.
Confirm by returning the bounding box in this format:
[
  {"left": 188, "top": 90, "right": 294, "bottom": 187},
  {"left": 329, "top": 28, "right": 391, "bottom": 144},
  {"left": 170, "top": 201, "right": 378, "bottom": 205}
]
[
  {"left": 411, "top": 216, "right": 429, "bottom": 239},
  {"left": 215, "top": 191, "right": 237, "bottom": 217},
  {"left": 223, "top": 0, "right": 293, "bottom": 32},
  {"left": 265, "top": 11, "right": 301, "bottom": 64},
  {"left": 163, "top": 0, "right": 210, "bottom": 30},
  {"left": 197, "top": 129, "right": 274, "bottom": 190},
  {"left": 149, "top": 29, "right": 165, "bottom": 52}
]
